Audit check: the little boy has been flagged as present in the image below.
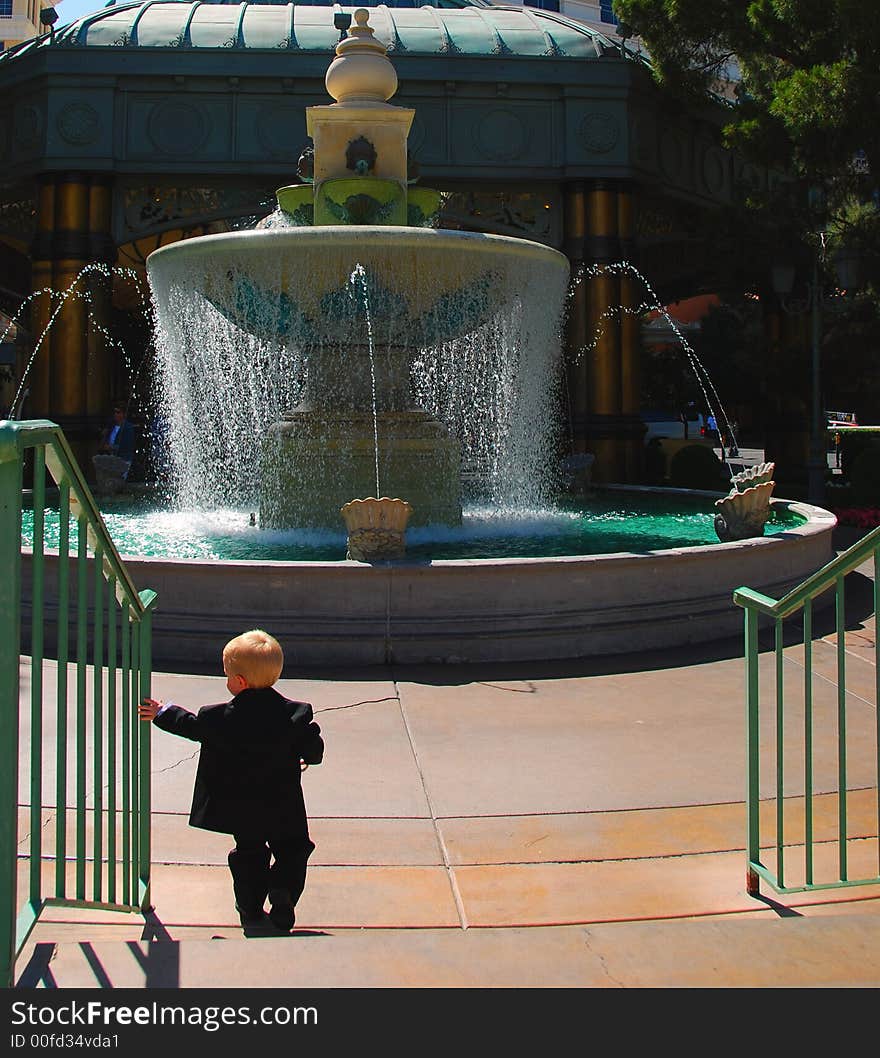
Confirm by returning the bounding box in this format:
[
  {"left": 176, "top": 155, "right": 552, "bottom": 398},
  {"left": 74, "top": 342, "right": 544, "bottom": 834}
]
[{"left": 139, "top": 629, "right": 323, "bottom": 933}]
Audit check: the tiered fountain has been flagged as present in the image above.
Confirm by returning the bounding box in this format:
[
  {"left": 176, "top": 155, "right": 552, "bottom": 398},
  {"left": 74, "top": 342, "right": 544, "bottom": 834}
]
[
  {"left": 112, "top": 10, "right": 833, "bottom": 667},
  {"left": 147, "top": 10, "right": 569, "bottom": 547}
]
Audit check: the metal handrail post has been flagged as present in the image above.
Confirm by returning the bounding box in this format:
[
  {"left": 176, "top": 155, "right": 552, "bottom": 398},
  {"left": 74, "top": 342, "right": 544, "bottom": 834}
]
[
  {"left": 138, "top": 592, "right": 157, "bottom": 912},
  {"left": 0, "top": 428, "right": 24, "bottom": 987},
  {"left": 745, "top": 606, "right": 761, "bottom": 896}
]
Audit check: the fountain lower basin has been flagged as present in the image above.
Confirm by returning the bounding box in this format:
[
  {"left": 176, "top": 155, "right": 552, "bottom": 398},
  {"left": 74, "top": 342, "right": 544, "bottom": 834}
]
[{"left": 20, "top": 494, "right": 835, "bottom": 668}]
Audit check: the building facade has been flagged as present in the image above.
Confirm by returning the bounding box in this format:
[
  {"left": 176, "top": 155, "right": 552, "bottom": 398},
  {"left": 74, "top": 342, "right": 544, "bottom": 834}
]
[{"left": 0, "top": 0, "right": 57, "bottom": 51}]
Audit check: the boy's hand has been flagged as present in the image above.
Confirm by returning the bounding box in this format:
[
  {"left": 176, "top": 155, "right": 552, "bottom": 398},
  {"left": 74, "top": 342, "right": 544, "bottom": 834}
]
[{"left": 139, "top": 698, "right": 163, "bottom": 722}]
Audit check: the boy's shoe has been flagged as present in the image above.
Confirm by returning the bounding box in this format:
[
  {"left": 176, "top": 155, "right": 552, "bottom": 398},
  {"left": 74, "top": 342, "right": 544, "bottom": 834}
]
[
  {"left": 267, "top": 889, "right": 296, "bottom": 932},
  {"left": 237, "top": 905, "right": 272, "bottom": 934}
]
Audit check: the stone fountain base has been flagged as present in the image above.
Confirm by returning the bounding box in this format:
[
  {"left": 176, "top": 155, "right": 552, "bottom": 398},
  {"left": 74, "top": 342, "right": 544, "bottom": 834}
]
[
  {"left": 261, "top": 409, "right": 461, "bottom": 528},
  {"left": 21, "top": 496, "right": 835, "bottom": 669}
]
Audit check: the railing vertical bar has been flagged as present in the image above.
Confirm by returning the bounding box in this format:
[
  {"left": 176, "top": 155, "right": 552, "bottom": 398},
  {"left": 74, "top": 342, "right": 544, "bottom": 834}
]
[
  {"left": 75, "top": 512, "right": 88, "bottom": 901},
  {"left": 745, "top": 606, "right": 761, "bottom": 895},
  {"left": 775, "top": 618, "right": 785, "bottom": 888},
  {"left": 130, "top": 620, "right": 140, "bottom": 908},
  {"left": 836, "top": 575, "right": 848, "bottom": 881},
  {"left": 107, "top": 576, "right": 117, "bottom": 905},
  {"left": 92, "top": 545, "right": 104, "bottom": 903},
  {"left": 55, "top": 480, "right": 70, "bottom": 899},
  {"left": 138, "top": 603, "right": 152, "bottom": 911},
  {"left": 0, "top": 428, "right": 24, "bottom": 988},
  {"left": 875, "top": 550, "right": 880, "bottom": 876},
  {"left": 29, "top": 446, "right": 46, "bottom": 906},
  {"left": 803, "top": 599, "right": 814, "bottom": 887},
  {"left": 121, "top": 607, "right": 131, "bottom": 907}
]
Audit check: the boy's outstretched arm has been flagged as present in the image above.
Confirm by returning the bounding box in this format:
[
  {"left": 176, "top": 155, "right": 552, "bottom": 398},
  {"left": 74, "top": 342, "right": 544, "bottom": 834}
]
[
  {"left": 139, "top": 698, "right": 162, "bottom": 721},
  {"left": 301, "top": 721, "right": 324, "bottom": 766},
  {"left": 139, "top": 698, "right": 204, "bottom": 742}
]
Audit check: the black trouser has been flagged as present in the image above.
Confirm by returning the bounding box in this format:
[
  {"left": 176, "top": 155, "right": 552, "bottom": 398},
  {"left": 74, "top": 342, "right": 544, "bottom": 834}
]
[{"left": 228, "top": 833, "right": 315, "bottom": 914}]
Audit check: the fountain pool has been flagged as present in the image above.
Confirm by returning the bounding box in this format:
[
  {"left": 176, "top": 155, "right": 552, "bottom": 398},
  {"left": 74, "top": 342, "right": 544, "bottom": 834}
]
[
  {"left": 20, "top": 489, "right": 834, "bottom": 667},
  {"left": 23, "top": 490, "right": 807, "bottom": 562}
]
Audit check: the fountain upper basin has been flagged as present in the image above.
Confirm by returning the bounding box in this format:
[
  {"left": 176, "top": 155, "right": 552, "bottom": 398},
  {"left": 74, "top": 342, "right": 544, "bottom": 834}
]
[{"left": 147, "top": 225, "right": 570, "bottom": 345}]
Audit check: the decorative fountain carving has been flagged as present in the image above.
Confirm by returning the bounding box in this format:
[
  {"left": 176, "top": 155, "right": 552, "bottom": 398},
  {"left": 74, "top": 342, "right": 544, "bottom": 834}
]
[
  {"left": 341, "top": 496, "right": 413, "bottom": 561},
  {"left": 714, "top": 461, "right": 776, "bottom": 542}
]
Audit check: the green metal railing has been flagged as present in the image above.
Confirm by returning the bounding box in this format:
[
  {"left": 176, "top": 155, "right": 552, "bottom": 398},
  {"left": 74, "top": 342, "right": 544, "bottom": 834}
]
[
  {"left": 735, "top": 526, "right": 880, "bottom": 897},
  {"left": 0, "top": 419, "right": 156, "bottom": 988}
]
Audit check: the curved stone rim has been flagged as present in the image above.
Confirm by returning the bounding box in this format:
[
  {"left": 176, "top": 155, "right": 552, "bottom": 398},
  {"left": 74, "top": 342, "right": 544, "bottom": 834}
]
[{"left": 146, "top": 224, "right": 571, "bottom": 272}]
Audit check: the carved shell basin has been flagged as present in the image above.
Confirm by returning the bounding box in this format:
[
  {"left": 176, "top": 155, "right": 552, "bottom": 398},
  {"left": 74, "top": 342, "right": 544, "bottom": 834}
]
[
  {"left": 715, "top": 479, "right": 775, "bottom": 517},
  {"left": 731, "top": 461, "right": 775, "bottom": 493},
  {"left": 340, "top": 496, "right": 414, "bottom": 533}
]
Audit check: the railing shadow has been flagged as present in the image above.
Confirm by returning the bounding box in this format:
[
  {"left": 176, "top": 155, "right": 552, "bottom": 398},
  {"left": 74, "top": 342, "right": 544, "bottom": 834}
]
[{"left": 15, "top": 942, "right": 58, "bottom": 988}]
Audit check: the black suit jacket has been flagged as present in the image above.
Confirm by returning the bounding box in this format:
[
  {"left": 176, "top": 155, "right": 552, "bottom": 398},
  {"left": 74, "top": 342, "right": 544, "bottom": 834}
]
[{"left": 153, "top": 686, "right": 323, "bottom": 836}]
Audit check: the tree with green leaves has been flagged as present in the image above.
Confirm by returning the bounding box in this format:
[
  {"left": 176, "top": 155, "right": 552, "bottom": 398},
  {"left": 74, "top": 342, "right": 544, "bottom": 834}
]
[{"left": 614, "top": 0, "right": 879, "bottom": 279}]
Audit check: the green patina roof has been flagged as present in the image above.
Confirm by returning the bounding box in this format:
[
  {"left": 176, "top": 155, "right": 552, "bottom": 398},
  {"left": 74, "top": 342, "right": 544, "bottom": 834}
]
[{"left": 2, "top": 1, "right": 631, "bottom": 61}]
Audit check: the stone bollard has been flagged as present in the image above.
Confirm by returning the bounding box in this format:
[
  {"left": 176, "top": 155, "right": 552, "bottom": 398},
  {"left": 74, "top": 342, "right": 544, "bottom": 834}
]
[{"left": 340, "top": 496, "right": 413, "bottom": 561}]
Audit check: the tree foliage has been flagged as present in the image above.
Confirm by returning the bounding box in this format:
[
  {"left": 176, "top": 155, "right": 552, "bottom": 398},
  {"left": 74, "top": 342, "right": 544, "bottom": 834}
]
[{"left": 614, "top": 1, "right": 880, "bottom": 249}]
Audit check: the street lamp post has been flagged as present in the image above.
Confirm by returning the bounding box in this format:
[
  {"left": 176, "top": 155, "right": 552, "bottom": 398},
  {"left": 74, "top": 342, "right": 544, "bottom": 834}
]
[
  {"left": 772, "top": 247, "right": 826, "bottom": 507},
  {"left": 807, "top": 252, "right": 825, "bottom": 507}
]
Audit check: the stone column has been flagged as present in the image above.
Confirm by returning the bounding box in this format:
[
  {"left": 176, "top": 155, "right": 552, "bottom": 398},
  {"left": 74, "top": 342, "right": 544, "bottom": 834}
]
[
  {"left": 28, "top": 176, "right": 56, "bottom": 417},
  {"left": 585, "top": 181, "right": 623, "bottom": 481},
  {"left": 27, "top": 171, "right": 117, "bottom": 468},
  {"left": 563, "top": 181, "right": 588, "bottom": 452},
  {"left": 51, "top": 173, "right": 91, "bottom": 427},
  {"left": 86, "top": 175, "right": 116, "bottom": 418},
  {"left": 617, "top": 185, "right": 644, "bottom": 481}
]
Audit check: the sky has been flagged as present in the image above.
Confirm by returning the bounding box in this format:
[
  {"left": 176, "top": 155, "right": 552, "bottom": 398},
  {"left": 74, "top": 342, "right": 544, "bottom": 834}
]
[{"left": 55, "top": 0, "right": 122, "bottom": 28}]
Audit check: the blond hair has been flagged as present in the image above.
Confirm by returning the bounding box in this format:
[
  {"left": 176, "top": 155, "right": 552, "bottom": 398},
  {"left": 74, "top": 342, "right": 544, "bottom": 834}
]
[{"left": 222, "top": 629, "right": 283, "bottom": 689}]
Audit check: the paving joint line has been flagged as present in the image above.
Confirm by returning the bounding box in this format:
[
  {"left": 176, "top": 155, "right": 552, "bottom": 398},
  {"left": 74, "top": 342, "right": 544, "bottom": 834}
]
[
  {"left": 783, "top": 651, "right": 876, "bottom": 709},
  {"left": 393, "top": 677, "right": 469, "bottom": 930}
]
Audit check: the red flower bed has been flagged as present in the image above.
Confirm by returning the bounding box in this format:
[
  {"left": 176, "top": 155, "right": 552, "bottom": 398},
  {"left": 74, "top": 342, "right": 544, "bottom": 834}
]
[{"left": 833, "top": 508, "right": 880, "bottom": 529}]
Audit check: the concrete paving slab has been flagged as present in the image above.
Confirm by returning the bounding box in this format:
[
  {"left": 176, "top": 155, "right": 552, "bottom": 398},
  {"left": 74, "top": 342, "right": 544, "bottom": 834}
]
[
  {"left": 31, "top": 860, "right": 462, "bottom": 930},
  {"left": 144, "top": 812, "right": 444, "bottom": 867},
  {"left": 454, "top": 849, "right": 880, "bottom": 927},
  {"left": 783, "top": 637, "right": 877, "bottom": 707},
  {"left": 438, "top": 789, "right": 879, "bottom": 865},
  {"left": 16, "top": 915, "right": 880, "bottom": 988},
  {"left": 398, "top": 659, "right": 772, "bottom": 815}
]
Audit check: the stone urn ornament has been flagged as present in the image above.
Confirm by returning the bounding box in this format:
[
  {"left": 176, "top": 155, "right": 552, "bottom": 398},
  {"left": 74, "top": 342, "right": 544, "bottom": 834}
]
[
  {"left": 714, "top": 461, "right": 775, "bottom": 542},
  {"left": 341, "top": 496, "right": 413, "bottom": 561}
]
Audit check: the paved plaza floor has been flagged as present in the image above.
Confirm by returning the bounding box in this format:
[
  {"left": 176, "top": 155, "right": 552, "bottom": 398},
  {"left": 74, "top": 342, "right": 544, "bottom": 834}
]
[{"left": 13, "top": 537, "right": 880, "bottom": 988}]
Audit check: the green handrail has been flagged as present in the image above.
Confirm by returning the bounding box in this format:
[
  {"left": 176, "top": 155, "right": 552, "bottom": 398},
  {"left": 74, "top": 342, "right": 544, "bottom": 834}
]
[
  {"left": 735, "top": 523, "right": 880, "bottom": 897},
  {"left": 0, "top": 419, "right": 156, "bottom": 988}
]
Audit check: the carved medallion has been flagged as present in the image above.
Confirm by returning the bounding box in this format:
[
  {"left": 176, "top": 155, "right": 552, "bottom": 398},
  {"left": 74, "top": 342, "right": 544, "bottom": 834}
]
[
  {"left": 475, "top": 109, "right": 526, "bottom": 162},
  {"left": 147, "top": 101, "right": 209, "bottom": 156},
  {"left": 579, "top": 112, "right": 619, "bottom": 154},
  {"left": 57, "top": 102, "right": 101, "bottom": 146}
]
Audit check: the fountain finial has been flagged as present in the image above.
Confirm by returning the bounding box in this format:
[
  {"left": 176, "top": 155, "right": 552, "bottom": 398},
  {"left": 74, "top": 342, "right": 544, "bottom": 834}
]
[{"left": 325, "top": 9, "right": 398, "bottom": 105}]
